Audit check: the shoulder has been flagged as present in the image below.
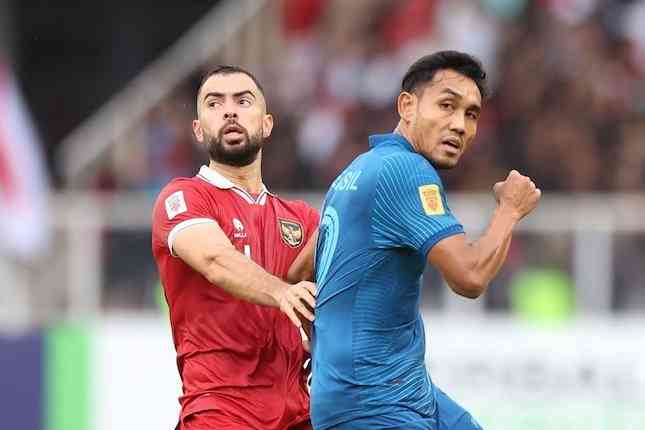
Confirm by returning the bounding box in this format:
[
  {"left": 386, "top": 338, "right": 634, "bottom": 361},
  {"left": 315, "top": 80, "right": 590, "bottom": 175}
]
[
  {"left": 269, "top": 196, "right": 320, "bottom": 230},
  {"left": 272, "top": 197, "right": 320, "bottom": 239},
  {"left": 270, "top": 195, "right": 318, "bottom": 218},
  {"left": 382, "top": 150, "right": 435, "bottom": 172},
  {"left": 152, "top": 177, "right": 216, "bottom": 219},
  {"left": 156, "top": 177, "right": 201, "bottom": 197},
  {"left": 155, "top": 177, "right": 213, "bottom": 204},
  {"left": 379, "top": 151, "right": 441, "bottom": 185}
]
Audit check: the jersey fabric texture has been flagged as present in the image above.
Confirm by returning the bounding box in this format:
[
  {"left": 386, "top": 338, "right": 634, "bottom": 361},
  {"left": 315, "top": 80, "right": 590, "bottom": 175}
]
[
  {"left": 311, "top": 133, "right": 468, "bottom": 429},
  {"left": 180, "top": 409, "right": 314, "bottom": 430},
  {"left": 152, "top": 165, "right": 319, "bottom": 430}
]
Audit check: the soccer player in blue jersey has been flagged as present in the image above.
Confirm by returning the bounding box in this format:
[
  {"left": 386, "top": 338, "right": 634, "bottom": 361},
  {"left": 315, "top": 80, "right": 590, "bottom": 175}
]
[{"left": 301, "top": 51, "right": 542, "bottom": 429}]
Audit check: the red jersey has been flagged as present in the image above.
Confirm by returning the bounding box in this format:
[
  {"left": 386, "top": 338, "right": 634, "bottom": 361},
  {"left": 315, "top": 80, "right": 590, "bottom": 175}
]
[{"left": 151, "top": 165, "right": 319, "bottom": 429}]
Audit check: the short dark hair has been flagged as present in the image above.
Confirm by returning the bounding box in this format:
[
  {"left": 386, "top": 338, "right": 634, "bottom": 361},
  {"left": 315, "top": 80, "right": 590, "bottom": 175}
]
[
  {"left": 401, "top": 51, "right": 488, "bottom": 100},
  {"left": 197, "top": 65, "right": 266, "bottom": 100}
]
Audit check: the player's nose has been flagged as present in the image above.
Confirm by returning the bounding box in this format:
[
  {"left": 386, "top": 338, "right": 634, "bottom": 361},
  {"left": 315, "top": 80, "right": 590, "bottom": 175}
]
[
  {"left": 224, "top": 111, "right": 238, "bottom": 120},
  {"left": 449, "top": 114, "right": 465, "bottom": 135}
]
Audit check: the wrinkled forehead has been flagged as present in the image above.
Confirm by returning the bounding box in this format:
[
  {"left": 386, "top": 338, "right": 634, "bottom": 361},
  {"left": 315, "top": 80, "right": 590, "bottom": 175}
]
[
  {"left": 421, "top": 69, "right": 482, "bottom": 105},
  {"left": 199, "top": 73, "right": 263, "bottom": 101}
]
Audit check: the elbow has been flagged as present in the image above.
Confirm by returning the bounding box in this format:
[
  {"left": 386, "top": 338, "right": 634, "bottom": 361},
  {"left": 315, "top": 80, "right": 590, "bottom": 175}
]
[
  {"left": 203, "top": 267, "right": 223, "bottom": 286},
  {"left": 449, "top": 272, "right": 488, "bottom": 299},
  {"left": 201, "top": 246, "right": 234, "bottom": 285},
  {"left": 202, "top": 259, "right": 223, "bottom": 286}
]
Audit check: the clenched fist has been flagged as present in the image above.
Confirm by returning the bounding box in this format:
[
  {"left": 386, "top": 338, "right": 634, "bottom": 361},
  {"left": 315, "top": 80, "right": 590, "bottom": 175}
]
[{"left": 493, "top": 170, "right": 541, "bottom": 221}]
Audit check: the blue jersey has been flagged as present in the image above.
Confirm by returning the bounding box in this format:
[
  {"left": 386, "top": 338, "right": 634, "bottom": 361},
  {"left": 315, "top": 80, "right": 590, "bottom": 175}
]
[{"left": 311, "top": 133, "right": 465, "bottom": 429}]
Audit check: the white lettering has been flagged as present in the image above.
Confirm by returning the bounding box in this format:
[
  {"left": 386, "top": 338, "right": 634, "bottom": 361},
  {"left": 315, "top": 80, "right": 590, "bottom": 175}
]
[
  {"left": 349, "top": 171, "right": 362, "bottom": 190},
  {"left": 332, "top": 170, "right": 362, "bottom": 192}
]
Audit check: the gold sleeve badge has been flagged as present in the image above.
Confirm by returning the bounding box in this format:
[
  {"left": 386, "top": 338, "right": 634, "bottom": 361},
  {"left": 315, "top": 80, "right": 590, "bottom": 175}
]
[{"left": 418, "top": 184, "right": 445, "bottom": 215}]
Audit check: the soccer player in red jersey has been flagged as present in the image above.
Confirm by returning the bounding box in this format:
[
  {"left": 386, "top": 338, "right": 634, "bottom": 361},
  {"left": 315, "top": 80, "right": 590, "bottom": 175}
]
[{"left": 152, "top": 66, "right": 318, "bottom": 430}]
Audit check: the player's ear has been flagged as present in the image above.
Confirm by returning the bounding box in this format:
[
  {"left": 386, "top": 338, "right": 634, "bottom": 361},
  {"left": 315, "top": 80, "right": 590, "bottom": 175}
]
[
  {"left": 192, "top": 119, "right": 204, "bottom": 143},
  {"left": 262, "top": 113, "right": 274, "bottom": 139},
  {"left": 397, "top": 91, "right": 417, "bottom": 124}
]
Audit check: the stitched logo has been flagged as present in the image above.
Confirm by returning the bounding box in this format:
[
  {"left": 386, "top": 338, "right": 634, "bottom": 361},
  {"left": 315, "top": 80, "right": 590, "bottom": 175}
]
[
  {"left": 165, "top": 191, "right": 187, "bottom": 220},
  {"left": 278, "top": 219, "right": 304, "bottom": 248},
  {"left": 232, "top": 218, "right": 247, "bottom": 238},
  {"left": 418, "top": 184, "right": 445, "bottom": 215}
]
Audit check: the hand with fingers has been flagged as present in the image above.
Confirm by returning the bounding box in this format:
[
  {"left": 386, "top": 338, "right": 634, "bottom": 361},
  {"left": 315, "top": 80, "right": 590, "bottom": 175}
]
[
  {"left": 278, "top": 281, "right": 316, "bottom": 332},
  {"left": 493, "top": 170, "right": 542, "bottom": 221}
]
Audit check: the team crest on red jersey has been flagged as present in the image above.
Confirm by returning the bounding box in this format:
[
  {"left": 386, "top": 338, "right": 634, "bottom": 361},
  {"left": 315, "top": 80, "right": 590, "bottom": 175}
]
[{"left": 278, "top": 219, "right": 304, "bottom": 248}]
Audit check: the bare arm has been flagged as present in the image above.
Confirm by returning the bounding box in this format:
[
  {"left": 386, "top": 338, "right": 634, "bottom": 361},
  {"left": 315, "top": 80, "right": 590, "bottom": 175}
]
[
  {"left": 287, "top": 228, "right": 318, "bottom": 283},
  {"left": 428, "top": 206, "right": 517, "bottom": 298},
  {"left": 173, "top": 222, "right": 315, "bottom": 327},
  {"left": 429, "top": 170, "right": 541, "bottom": 299},
  {"left": 286, "top": 228, "right": 319, "bottom": 351}
]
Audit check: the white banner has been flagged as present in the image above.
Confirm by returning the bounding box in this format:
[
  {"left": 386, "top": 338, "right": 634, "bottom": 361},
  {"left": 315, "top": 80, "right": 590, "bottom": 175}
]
[
  {"left": 425, "top": 315, "right": 645, "bottom": 429},
  {"left": 90, "top": 314, "right": 645, "bottom": 430}
]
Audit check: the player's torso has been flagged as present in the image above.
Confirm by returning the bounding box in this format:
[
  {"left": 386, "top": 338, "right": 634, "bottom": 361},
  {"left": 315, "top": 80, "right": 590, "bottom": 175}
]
[
  {"left": 191, "top": 187, "right": 310, "bottom": 345},
  {"left": 158, "top": 179, "right": 313, "bottom": 378},
  {"left": 152, "top": 173, "right": 316, "bottom": 428},
  {"left": 316, "top": 148, "right": 425, "bottom": 322},
  {"left": 312, "top": 148, "right": 433, "bottom": 427},
  {"left": 216, "top": 192, "right": 309, "bottom": 279}
]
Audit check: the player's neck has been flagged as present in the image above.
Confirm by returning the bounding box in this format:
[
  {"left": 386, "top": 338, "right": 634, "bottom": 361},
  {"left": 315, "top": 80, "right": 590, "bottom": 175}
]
[
  {"left": 393, "top": 122, "right": 419, "bottom": 152},
  {"left": 208, "top": 156, "right": 264, "bottom": 195}
]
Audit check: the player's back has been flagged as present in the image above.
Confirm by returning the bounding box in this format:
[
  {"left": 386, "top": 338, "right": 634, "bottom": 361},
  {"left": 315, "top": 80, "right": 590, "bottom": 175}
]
[{"left": 311, "top": 134, "right": 462, "bottom": 429}]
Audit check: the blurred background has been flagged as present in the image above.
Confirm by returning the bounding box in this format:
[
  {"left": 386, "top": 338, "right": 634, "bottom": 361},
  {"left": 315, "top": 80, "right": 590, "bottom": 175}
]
[{"left": 1, "top": 0, "right": 644, "bottom": 429}]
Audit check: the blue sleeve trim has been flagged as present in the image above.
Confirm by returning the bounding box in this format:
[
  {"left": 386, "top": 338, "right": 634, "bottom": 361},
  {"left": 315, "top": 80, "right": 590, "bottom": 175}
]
[{"left": 420, "top": 224, "right": 465, "bottom": 260}]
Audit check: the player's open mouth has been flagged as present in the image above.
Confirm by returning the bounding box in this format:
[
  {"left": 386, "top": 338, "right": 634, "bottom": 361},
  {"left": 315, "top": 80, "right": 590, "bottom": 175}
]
[
  {"left": 441, "top": 137, "right": 461, "bottom": 150},
  {"left": 223, "top": 123, "right": 244, "bottom": 134},
  {"left": 222, "top": 124, "right": 246, "bottom": 142}
]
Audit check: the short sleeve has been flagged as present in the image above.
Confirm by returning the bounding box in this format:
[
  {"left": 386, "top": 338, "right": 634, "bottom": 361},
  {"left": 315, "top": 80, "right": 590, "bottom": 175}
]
[
  {"left": 372, "top": 153, "right": 464, "bottom": 257},
  {"left": 151, "top": 180, "right": 219, "bottom": 256}
]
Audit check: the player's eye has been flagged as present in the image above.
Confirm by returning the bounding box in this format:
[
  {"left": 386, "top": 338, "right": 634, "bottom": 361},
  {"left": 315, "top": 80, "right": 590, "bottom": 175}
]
[
  {"left": 467, "top": 111, "right": 479, "bottom": 120},
  {"left": 239, "top": 98, "right": 252, "bottom": 107},
  {"left": 207, "top": 99, "right": 221, "bottom": 108},
  {"left": 439, "top": 102, "right": 453, "bottom": 111}
]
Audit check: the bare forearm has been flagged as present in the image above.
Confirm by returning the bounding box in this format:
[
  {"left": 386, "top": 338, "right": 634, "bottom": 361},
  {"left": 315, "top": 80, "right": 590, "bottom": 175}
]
[
  {"left": 432, "top": 171, "right": 540, "bottom": 299},
  {"left": 432, "top": 206, "right": 518, "bottom": 299},
  {"left": 202, "top": 246, "right": 284, "bottom": 307},
  {"left": 172, "top": 222, "right": 317, "bottom": 328},
  {"left": 468, "top": 206, "right": 517, "bottom": 288}
]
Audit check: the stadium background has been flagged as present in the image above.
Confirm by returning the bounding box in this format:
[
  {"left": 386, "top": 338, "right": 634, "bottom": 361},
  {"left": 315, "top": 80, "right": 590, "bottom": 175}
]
[{"left": 1, "top": 0, "right": 644, "bottom": 429}]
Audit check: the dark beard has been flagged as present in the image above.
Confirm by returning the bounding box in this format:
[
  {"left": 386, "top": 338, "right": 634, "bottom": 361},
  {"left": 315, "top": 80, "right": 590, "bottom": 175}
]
[{"left": 206, "top": 124, "right": 263, "bottom": 167}]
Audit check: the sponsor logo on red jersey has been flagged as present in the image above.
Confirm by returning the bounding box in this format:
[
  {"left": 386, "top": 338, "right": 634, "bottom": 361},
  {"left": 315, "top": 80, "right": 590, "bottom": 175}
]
[{"left": 233, "top": 218, "right": 247, "bottom": 238}]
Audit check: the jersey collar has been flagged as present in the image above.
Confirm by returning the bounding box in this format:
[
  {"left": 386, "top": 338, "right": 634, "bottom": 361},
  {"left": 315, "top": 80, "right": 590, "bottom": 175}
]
[
  {"left": 197, "top": 165, "right": 271, "bottom": 205},
  {"left": 368, "top": 133, "right": 415, "bottom": 152}
]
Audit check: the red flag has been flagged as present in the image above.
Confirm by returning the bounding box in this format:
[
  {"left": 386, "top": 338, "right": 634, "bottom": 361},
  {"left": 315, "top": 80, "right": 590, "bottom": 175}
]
[{"left": 0, "top": 60, "right": 50, "bottom": 259}]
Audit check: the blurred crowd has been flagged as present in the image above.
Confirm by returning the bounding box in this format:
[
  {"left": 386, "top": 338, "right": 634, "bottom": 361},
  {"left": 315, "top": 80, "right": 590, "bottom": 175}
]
[
  {"left": 95, "top": 0, "right": 645, "bottom": 195},
  {"left": 89, "top": 0, "right": 645, "bottom": 312}
]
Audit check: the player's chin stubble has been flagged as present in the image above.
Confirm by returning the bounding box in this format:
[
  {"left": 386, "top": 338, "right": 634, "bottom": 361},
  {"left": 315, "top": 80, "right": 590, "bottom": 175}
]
[
  {"left": 429, "top": 150, "right": 459, "bottom": 170},
  {"left": 431, "top": 138, "right": 466, "bottom": 169},
  {"left": 207, "top": 127, "right": 264, "bottom": 167}
]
